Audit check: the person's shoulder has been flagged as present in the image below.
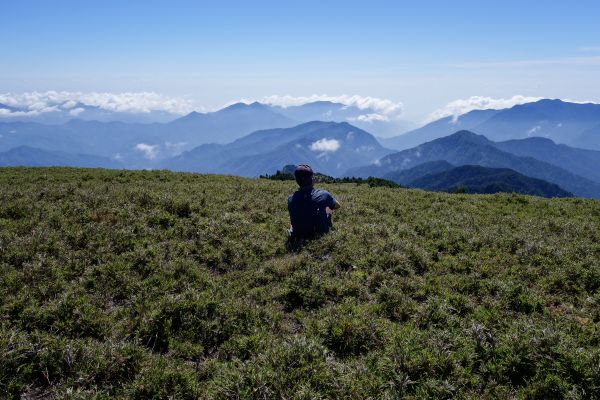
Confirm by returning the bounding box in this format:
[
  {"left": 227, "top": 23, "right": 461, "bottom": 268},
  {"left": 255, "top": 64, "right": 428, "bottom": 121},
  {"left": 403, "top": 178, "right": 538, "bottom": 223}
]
[
  {"left": 313, "top": 188, "right": 333, "bottom": 198},
  {"left": 315, "top": 187, "right": 333, "bottom": 193}
]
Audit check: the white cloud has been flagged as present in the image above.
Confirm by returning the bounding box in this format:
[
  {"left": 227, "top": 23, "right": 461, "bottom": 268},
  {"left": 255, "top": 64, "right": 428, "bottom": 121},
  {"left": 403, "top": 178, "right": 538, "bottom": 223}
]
[
  {"left": 348, "top": 113, "right": 390, "bottom": 123},
  {"left": 426, "top": 95, "right": 544, "bottom": 123},
  {"left": 69, "top": 107, "right": 85, "bottom": 116},
  {"left": 310, "top": 138, "right": 341, "bottom": 153},
  {"left": 0, "top": 91, "right": 194, "bottom": 117},
  {"left": 62, "top": 100, "right": 77, "bottom": 109},
  {"left": 0, "top": 108, "right": 46, "bottom": 118},
  {"left": 134, "top": 143, "right": 160, "bottom": 160},
  {"left": 233, "top": 94, "right": 404, "bottom": 116},
  {"left": 527, "top": 125, "right": 541, "bottom": 136}
]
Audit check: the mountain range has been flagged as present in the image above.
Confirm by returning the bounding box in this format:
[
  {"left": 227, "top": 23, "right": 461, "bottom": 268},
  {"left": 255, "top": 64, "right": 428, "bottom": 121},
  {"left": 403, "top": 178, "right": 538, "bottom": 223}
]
[
  {"left": 349, "top": 130, "right": 600, "bottom": 198},
  {"left": 0, "top": 146, "right": 121, "bottom": 169},
  {"left": 2, "top": 98, "right": 600, "bottom": 199},
  {"left": 165, "top": 121, "right": 393, "bottom": 177},
  {"left": 0, "top": 101, "right": 407, "bottom": 164},
  {"left": 390, "top": 162, "right": 572, "bottom": 198},
  {"left": 383, "top": 99, "right": 600, "bottom": 150},
  {"left": 0, "top": 103, "right": 297, "bottom": 161}
]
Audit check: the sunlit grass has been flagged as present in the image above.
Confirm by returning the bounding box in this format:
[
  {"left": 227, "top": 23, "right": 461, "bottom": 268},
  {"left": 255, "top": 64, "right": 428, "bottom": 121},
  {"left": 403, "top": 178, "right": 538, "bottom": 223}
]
[{"left": 1, "top": 167, "right": 599, "bottom": 399}]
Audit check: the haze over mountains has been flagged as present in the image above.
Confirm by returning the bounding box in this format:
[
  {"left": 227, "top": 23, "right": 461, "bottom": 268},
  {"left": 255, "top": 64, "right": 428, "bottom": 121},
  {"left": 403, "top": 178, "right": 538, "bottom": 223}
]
[
  {"left": 382, "top": 99, "right": 600, "bottom": 150},
  {"left": 165, "top": 121, "right": 393, "bottom": 177},
  {"left": 0, "top": 101, "right": 182, "bottom": 124},
  {"left": 2, "top": 97, "right": 600, "bottom": 198},
  {"left": 350, "top": 130, "right": 600, "bottom": 198},
  {"left": 408, "top": 165, "right": 572, "bottom": 198}
]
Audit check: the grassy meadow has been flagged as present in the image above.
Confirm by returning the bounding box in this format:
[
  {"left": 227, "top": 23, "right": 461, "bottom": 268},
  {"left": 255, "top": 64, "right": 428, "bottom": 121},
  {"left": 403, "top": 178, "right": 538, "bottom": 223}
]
[{"left": 1, "top": 167, "right": 600, "bottom": 399}]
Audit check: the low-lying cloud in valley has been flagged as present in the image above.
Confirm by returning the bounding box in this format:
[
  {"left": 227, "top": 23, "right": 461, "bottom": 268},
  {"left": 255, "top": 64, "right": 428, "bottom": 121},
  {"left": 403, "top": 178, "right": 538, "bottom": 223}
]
[
  {"left": 310, "top": 138, "right": 341, "bottom": 153},
  {"left": 134, "top": 143, "right": 160, "bottom": 160}
]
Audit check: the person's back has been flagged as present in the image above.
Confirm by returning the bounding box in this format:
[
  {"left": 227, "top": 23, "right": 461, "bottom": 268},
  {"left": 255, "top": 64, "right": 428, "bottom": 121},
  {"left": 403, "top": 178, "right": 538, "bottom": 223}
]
[{"left": 288, "top": 164, "right": 340, "bottom": 239}]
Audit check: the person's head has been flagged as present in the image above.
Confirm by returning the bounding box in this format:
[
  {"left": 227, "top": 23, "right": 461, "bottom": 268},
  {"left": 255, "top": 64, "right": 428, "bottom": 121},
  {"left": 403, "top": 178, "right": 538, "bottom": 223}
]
[{"left": 294, "top": 164, "right": 315, "bottom": 187}]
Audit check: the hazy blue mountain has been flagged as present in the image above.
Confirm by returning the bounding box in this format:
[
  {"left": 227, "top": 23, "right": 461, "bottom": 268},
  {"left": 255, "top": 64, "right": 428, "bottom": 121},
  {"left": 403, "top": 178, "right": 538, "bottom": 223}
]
[
  {"left": 574, "top": 123, "right": 600, "bottom": 150},
  {"left": 410, "top": 165, "right": 572, "bottom": 198},
  {"left": 0, "top": 100, "right": 413, "bottom": 167},
  {"left": 348, "top": 130, "right": 600, "bottom": 198},
  {"left": 383, "top": 99, "right": 600, "bottom": 151},
  {"left": 382, "top": 160, "right": 455, "bottom": 185},
  {"left": 274, "top": 101, "right": 362, "bottom": 121},
  {"left": 474, "top": 99, "right": 600, "bottom": 145},
  {"left": 493, "top": 137, "right": 600, "bottom": 183},
  {"left": 0, "top": 120, "right": 165, "bottom": 158},
  {"left": 0, "top": 100, "right": 413, "bottom": 138},
  {"left": 165, "top": 121, "right": 394, "bottom": 177},
  {"left": 274, "top": 101, "right": 415, "bottom": 137},
  {"left": 167, "top": 102, "right": 297, "bottom": 144},
  {"left": 0, "top": 146, "right": 122, "bottom": 168},
  {"left": 381, "top": 109, "right": 499, "bottom": 150},
  {"left": 0, "top": 103, "right": 181, "bottom": 124},
  {"left": 0, "top": 102, "right": 299, "bottom": 164}
]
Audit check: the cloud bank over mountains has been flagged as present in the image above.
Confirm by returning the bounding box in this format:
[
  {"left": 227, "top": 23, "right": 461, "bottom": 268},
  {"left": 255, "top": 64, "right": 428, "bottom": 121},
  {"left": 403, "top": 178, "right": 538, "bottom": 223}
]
[
  {"left": 258, "top": 94, "right": 403, "bottom": 115},
  {"left": 426, "top": 96, "right": 544, "bottom": 123},
  {"left": 0, "top": 91, "right": 195, "bottom": 117},
  {"left": 232, "top": 94, "right": 405, "bottom": 124},
  {"left": 3, "top": 91, "right": 598, "bottom": 131},
  {"left": 427, "top": 95, "right": 600, "bottom": 124}
]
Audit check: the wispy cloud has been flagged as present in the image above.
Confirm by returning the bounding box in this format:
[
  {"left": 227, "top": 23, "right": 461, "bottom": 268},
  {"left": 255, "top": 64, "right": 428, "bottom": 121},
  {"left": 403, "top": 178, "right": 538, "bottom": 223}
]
[
  {"left": 165, "top": 141, "right": 188, "bottom": 156},
  {"left": 527, "top": 125, "right": 541, "bottom": 136},
  {"left": 0, "top": 91, "right": 194, "bottom": 117},
  {"left": 426, "top": 95, "right": 543, "bottom": 123},
  {"left": 453, "top": 56, "right": 600, "bottom": 68},
  {"left": 347, "top": 113, "right": 390, "bottom": 123}
]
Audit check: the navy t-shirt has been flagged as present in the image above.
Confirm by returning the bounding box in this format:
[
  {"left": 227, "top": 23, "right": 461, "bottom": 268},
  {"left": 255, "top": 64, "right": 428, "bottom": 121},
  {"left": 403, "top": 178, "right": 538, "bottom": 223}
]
[{"left": 288, "top": 187, "right": 337, "bottom": 237}]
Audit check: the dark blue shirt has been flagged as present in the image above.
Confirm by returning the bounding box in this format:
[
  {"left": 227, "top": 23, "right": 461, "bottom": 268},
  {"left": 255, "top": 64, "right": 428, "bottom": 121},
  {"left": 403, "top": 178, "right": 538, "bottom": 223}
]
[{"left": 288, "top": 187, "right": 337, "bottom": 238}]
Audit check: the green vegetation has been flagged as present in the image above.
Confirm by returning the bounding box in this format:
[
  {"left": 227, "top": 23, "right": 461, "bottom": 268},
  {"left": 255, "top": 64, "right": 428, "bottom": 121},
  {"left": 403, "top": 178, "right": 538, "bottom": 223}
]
[
  {"left": 410, "top": 165, "right": 573, "bottom": 198},
  {"left": 262, "top": 169, "right": 401, "bottom": 188},
  {"left": 1, "top": 167, "right": 600, "bottom": 399}
]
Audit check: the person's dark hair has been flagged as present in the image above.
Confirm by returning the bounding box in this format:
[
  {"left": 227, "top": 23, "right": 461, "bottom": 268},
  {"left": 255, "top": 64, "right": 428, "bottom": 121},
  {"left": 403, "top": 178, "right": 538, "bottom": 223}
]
[{"left": 294, "top": 164, "right": 314, "bottom": 187}]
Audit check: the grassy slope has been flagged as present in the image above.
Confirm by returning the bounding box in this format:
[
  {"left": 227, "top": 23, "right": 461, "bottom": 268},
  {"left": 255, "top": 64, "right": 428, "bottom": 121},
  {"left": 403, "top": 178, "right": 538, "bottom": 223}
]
[{"left": 1, "top": 167, "right": 600, "bottom": 399}]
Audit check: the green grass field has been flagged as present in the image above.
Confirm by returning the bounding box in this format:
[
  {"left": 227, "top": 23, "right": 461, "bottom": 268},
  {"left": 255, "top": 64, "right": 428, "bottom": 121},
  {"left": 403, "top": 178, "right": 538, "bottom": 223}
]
[{"left": 1, "top": 167, "right": 600, "bottom": 399}]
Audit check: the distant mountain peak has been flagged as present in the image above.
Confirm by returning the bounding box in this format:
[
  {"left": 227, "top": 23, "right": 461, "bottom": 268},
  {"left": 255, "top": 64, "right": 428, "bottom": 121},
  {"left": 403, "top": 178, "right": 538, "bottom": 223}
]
[
  {"left": 221, "top": 101, "right": 267, "bottom": 112},
  {"left": 450, "top": 130, "right": 479, "bottom": 137},
  {"left": 440, "top": 130, "right": 490, "bottom": 145}
]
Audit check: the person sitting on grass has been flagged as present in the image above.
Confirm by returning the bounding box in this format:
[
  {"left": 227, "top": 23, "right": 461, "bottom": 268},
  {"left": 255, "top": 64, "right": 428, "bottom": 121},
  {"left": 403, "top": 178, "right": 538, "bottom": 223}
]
[{"left": 288, "top": 164, "right": 341, "bottom": 240}]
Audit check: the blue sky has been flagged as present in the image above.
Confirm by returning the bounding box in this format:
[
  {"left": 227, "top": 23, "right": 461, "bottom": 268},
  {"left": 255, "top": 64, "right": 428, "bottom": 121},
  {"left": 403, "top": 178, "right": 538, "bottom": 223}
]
[{"left": 1, "top": 0, "right": 600, "bottom": 121}]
